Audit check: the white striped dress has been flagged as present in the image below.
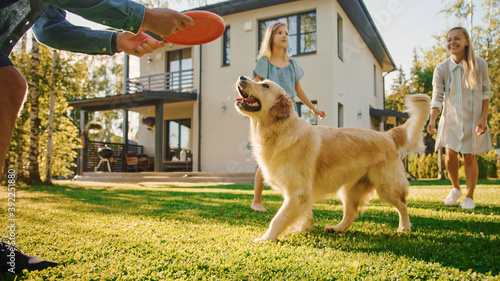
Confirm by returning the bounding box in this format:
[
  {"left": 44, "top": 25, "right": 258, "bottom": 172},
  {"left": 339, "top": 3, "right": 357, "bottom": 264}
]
[{"left": 431, "top": 56, "right": 493, "bottom": 155}]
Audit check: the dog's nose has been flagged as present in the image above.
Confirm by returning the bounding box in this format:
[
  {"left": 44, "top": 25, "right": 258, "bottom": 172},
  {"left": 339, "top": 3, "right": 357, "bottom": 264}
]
[{"left": 239, "top": 76, "right": 247, "bottom": 81}]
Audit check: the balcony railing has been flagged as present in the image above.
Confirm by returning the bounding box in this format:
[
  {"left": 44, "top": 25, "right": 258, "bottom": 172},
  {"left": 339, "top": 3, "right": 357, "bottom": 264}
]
[{"left": 126, "top": 69, "right": 194, "bottom": 94}]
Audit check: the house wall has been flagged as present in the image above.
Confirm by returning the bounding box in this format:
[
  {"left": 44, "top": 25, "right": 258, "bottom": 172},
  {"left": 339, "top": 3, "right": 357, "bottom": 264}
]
[
  {"left": 134, "top": 0, "right": 388, "bottom": 173},
  {"left": 333, "top": 2, "right": 385, "bottom": 129}
]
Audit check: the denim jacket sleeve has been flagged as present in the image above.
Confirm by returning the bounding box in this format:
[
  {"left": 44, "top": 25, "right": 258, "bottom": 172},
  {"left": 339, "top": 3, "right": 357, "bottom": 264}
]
[
  {"left": 33, "top": 7, "right": 118, "bottom": 55},
  {"left": 44, "top": 0, "right": 145, "bottom": 33},
  {"left": 2, "top": 0, "right": 145, "bottom": 55}
]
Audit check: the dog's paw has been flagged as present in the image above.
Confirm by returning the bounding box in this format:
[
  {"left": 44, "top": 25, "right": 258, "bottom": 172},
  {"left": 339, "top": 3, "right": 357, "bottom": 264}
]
[
  {"left": 254, "top": 237, "right": 274, "bottom": 243},
  {"left": 325, "top": 225, "right": 346, "bottom": 233},
  {"left": 397, "top": 226, "right": 411, "bottom": 232}
]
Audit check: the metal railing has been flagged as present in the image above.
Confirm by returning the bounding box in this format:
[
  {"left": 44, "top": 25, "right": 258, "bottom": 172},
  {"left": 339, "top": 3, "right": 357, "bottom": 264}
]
[
  {"left": 126, "top": 69, "right": 194, "bottom": 94},
  {"left": 83, "top": 140, "right": 145, "bottom": 172}
]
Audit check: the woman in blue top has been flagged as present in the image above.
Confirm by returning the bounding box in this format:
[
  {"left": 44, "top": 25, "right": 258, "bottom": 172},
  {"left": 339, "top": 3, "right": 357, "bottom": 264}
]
[{"left": 251, "top": 21, "right": 326, "bottom": 212}]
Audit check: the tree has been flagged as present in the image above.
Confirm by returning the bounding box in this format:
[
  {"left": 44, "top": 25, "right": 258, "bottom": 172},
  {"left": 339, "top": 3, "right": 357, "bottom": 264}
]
[
  {"left": 385, "top": 65, "right": 409, "bottom": 112},
  {"left": 27, "top": 34, "right": 42, "bottom": 184},
  {"left": 7, "top": 36, "right": 89, "bottom": 182}
]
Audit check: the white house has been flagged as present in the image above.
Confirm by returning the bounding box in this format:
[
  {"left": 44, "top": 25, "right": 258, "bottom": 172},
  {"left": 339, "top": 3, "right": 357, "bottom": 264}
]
[{"left": 70, "top": 0, "right": 397, "bottom": 174}]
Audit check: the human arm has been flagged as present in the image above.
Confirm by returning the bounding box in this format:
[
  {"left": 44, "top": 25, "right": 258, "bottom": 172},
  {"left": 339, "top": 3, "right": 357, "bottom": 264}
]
[
  {"left": 33, "top": 7, "right": 163, "bottom": 56},
  {"left": 427, "top": 107, "right": 440, "bottom": 134},
  {"left": 295, "top": 81, "right": 326, "bottom": 120},
  {"left": 476, "top": 99, "right": 489, "bottom": 136},
  {"left": 427, "top": 64, "right": 445, "bottom": 134},
  {"left": 44, "top": 0, "right": 194, "bottom": 36}
]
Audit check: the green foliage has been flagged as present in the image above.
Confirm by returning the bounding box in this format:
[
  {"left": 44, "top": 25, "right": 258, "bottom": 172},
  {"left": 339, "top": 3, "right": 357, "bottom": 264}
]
[
  {"left": 461, "top": 150, "right": 499, "bottom": 180},
  {"left": 5, "top": 35, "right": 127, "bottom": 181},
  {"left": 409, "top": 151, "right": 499, "bottom": 179},
  {"left": 408, "top": 153, "right": 440, "bottom": 179},
  {"left": 6, "top": 44, "right": 87, "bottom": 180},
  {"left": 0, "top": 182, "right": 499, "bottom": 280}
]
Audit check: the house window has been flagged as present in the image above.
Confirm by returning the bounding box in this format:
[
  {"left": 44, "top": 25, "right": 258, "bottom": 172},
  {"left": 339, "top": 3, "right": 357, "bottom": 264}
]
[
  {"left": 337, "top": 14, "right": 343, "bottom": 60},
  {"left": 258, "top": 10, "right": 317, "bottom": 56},
  {"left": 296, "top": 101, "right": 318, "bottom": 125},
  {"left": 373, "top": 64, "right": 377, "bottom": 96},
  {"left": 166, "top": 119, "right": 191, "bottom": 161},
  {"left": 166, "top": 48, "right": 193, "bottom": 91},
  {"left": 222, "top": 26, "right": 230, "bottom": 66},
  {"left": 338, "top": 103, "right": 344, "bottom": 128}
]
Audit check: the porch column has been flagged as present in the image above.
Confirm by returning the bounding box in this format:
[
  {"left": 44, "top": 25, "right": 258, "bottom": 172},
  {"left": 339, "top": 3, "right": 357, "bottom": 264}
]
[
  {"left": 154, "top": 101, "right": 164, "bottom": 172},
  {"left": 78, "top": 110, "right": 89, "bottom": 175},
  {"left": 380, "top": 115, "right": 387, "bottom": 132},
  {"left": 123, "top": 109, "right": 129, "bottom": 172}
]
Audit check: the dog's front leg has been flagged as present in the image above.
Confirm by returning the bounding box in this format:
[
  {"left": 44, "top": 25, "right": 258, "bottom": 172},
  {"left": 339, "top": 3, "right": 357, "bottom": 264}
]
[{"left": 255, "top": 190, "right": 310, "bottom": 242}]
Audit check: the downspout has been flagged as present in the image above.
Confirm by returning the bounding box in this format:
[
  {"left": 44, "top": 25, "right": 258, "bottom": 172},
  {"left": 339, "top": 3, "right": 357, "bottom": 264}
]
[
  {"left": 382, "top": 69, "right": 395, "bottom": 110},
  {"left": 197, "top": 45, "right": 202, "bottom": 171},
  {"left": 381, "top": 69, "right": 395, "bottom": 132}
]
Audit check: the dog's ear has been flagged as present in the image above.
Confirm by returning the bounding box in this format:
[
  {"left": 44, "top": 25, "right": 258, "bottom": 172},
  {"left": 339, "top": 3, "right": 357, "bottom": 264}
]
[{"left": 269, "top": 94, "right": 292, "bottom": 119}]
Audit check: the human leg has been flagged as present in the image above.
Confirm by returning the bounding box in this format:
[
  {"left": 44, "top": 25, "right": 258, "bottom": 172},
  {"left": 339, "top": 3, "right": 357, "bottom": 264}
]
[
  {"left": 0, "top": 64, "right": 27, "bottom": 171},
  {"left": 0, "top": 58, "right": 59, "bottom": 274},
  {"left": 444, "top": 147, "right": 462, "bottom": 205},
  {"left": 460, "top": 154, "right": 478, "bottom": 209},
  {"left": 251, "top": 166, "right": 267, "bottom": 212},
  {"left": 462, "top": 154, "right": 478, "bottom": 199}
]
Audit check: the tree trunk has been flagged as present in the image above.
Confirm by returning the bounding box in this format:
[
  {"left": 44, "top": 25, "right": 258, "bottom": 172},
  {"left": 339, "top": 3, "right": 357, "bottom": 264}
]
[
  {"left": 45, "top": 50, "right": 57, "bottom": 185},
  {"left": 28, "top": 34, "right": 42, "bottom": 185},
  {"left": 438, "top": 148, "right": 445, "bottom": 180}
]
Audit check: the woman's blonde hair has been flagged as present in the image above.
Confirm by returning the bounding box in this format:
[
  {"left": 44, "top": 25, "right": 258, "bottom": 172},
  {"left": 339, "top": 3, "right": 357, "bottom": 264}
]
[
  {"left": 258, "top": 21, "right": 291, "bottom": 61},
  {"left": 447, "top": 27, "right": 477, "bottom": 89}
]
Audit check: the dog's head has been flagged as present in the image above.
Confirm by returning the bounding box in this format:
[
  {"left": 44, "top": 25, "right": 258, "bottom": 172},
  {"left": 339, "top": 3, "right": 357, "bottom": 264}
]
[{"left": 235, "top": 76, "right": 293, "bottom": 121}]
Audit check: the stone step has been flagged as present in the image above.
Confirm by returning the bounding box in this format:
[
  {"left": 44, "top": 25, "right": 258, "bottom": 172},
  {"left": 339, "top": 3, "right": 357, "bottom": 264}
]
[{"left": 72, "top": 172, "right": 255, "bottom": 185}]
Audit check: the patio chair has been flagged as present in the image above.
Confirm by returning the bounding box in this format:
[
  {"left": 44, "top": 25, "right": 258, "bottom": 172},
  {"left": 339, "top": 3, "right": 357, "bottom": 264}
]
[{"left": 126, "top": 151, "right": 150, "bottom": 172}]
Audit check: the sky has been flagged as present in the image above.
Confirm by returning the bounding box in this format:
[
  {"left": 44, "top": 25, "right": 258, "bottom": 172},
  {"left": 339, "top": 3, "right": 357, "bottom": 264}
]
[{"left": 66, "top": 0, "right": 478, "bottom": 94}]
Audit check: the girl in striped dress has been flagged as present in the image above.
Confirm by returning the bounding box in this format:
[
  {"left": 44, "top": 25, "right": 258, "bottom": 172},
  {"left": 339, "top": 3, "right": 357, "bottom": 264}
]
[{"left": 427, "top": 27, "right": 493, "bottom": 210}]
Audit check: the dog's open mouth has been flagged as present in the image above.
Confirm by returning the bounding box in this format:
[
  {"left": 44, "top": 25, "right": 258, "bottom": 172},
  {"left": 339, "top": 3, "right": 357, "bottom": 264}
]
[{"left": 236, "top": 83, "right": 261, "bottom": 112}]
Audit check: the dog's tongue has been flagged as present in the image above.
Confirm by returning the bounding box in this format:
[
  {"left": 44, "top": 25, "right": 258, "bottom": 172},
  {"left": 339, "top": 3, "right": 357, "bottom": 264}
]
[{"left": 236, "top": 97, "right": 257, "bottom": 103}]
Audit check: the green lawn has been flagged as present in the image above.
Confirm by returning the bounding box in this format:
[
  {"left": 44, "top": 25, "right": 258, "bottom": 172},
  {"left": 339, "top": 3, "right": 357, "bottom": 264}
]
[{"left": 1, "top": 180, "right": 499, "bottom": 280}]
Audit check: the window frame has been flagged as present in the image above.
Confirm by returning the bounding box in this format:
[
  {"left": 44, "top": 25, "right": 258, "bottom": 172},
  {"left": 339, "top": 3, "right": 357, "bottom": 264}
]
[
  {"left": 258, "top": 10, "right": 317, "bottom": 57},
  {"left": 337, "top": 14, "right": 343, "bottom": 61},
  {"left": 338, "top": 103, "right": 344, "bottom": 128},
  {"left": 222, "top": 26, "right": 230, "bottom": 66}
]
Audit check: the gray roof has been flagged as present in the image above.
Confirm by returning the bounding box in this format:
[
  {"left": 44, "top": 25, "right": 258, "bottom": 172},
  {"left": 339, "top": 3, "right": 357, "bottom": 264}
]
[{"left": 191, "top": 0, "right": 395, "bottom": 72}]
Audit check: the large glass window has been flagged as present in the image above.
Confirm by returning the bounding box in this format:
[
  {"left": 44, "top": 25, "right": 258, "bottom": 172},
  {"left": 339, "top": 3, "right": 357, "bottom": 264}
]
[
  {"left": 222, "top": 26, "right": 230, "bottom": 66},
  {"left": 258, "top": 11, "right": 317, "bottom": 56},
  {"left": 166, "top": 119, "right": 191, "bottom": 161},
  {"left": 296, "top": 101, "right": 318, "bottom": 125}
]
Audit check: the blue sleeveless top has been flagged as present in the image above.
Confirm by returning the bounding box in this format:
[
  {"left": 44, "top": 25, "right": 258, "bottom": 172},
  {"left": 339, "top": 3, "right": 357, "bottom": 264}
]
[{"left": 253, "top": 56, "right": 304, "bottom": 99}]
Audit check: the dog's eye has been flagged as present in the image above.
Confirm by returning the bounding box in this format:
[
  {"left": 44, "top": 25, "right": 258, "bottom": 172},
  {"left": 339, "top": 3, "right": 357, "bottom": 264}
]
[{"left": 262, "top": 84, "right": 269, "bottom": 89}]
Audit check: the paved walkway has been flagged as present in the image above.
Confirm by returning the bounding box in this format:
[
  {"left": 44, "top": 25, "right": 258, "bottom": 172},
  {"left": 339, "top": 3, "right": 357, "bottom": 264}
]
[{"left": 69, "top": 172, "right": 255, "bottom": 185}]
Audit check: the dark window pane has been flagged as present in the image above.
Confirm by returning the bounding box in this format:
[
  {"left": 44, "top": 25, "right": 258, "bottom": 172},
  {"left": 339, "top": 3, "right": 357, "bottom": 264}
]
[{"left": 258, "top": 11, "right": 316, "bottom": 57}]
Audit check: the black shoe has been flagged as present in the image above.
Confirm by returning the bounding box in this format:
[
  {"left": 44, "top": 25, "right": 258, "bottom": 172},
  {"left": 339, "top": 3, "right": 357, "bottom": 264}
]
[{"left": 0, "top": 238, "right": 59, "bottom": 274}]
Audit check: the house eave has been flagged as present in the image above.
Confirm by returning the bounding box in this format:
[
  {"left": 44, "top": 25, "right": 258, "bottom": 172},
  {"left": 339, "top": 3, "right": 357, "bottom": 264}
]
[
  {"left": 337, "top": 0, "right": 396, "bottom": 72},
  {"left": 185, "top": 0, "right": 301, "bottom": 16},
  {"left": 68, "top": 91, "right": 197, "bottom": 112}
]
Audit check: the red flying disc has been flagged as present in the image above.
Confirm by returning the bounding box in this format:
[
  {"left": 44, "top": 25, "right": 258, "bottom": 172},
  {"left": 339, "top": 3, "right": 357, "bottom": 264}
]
[{"left": 162, "top": 10, "right": 225, "bottom": 45}]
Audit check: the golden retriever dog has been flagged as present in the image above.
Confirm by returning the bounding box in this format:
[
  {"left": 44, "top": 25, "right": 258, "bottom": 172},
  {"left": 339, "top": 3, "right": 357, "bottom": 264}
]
[{"left": 235, "top": 76, "right": 430, "bottom": 242}]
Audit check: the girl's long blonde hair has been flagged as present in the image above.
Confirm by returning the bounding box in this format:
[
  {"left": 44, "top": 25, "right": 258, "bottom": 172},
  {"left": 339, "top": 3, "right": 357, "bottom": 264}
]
[
  {"left": 257, "top": 21, "right": 291, "bottom": 61},
  {"left": 448, "top": 27, "right": 477, "bottom": 89}
]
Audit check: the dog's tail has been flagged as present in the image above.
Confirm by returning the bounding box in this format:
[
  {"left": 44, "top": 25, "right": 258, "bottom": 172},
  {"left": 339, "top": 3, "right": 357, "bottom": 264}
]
[{"left": 386, "top": 94, "right": 430, "bottom": 158}]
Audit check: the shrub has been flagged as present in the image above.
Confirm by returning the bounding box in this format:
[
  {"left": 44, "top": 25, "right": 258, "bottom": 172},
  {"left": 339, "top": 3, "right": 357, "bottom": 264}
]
[{"left": 407, "top": 153, "right": 439, "bottom": 179}]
